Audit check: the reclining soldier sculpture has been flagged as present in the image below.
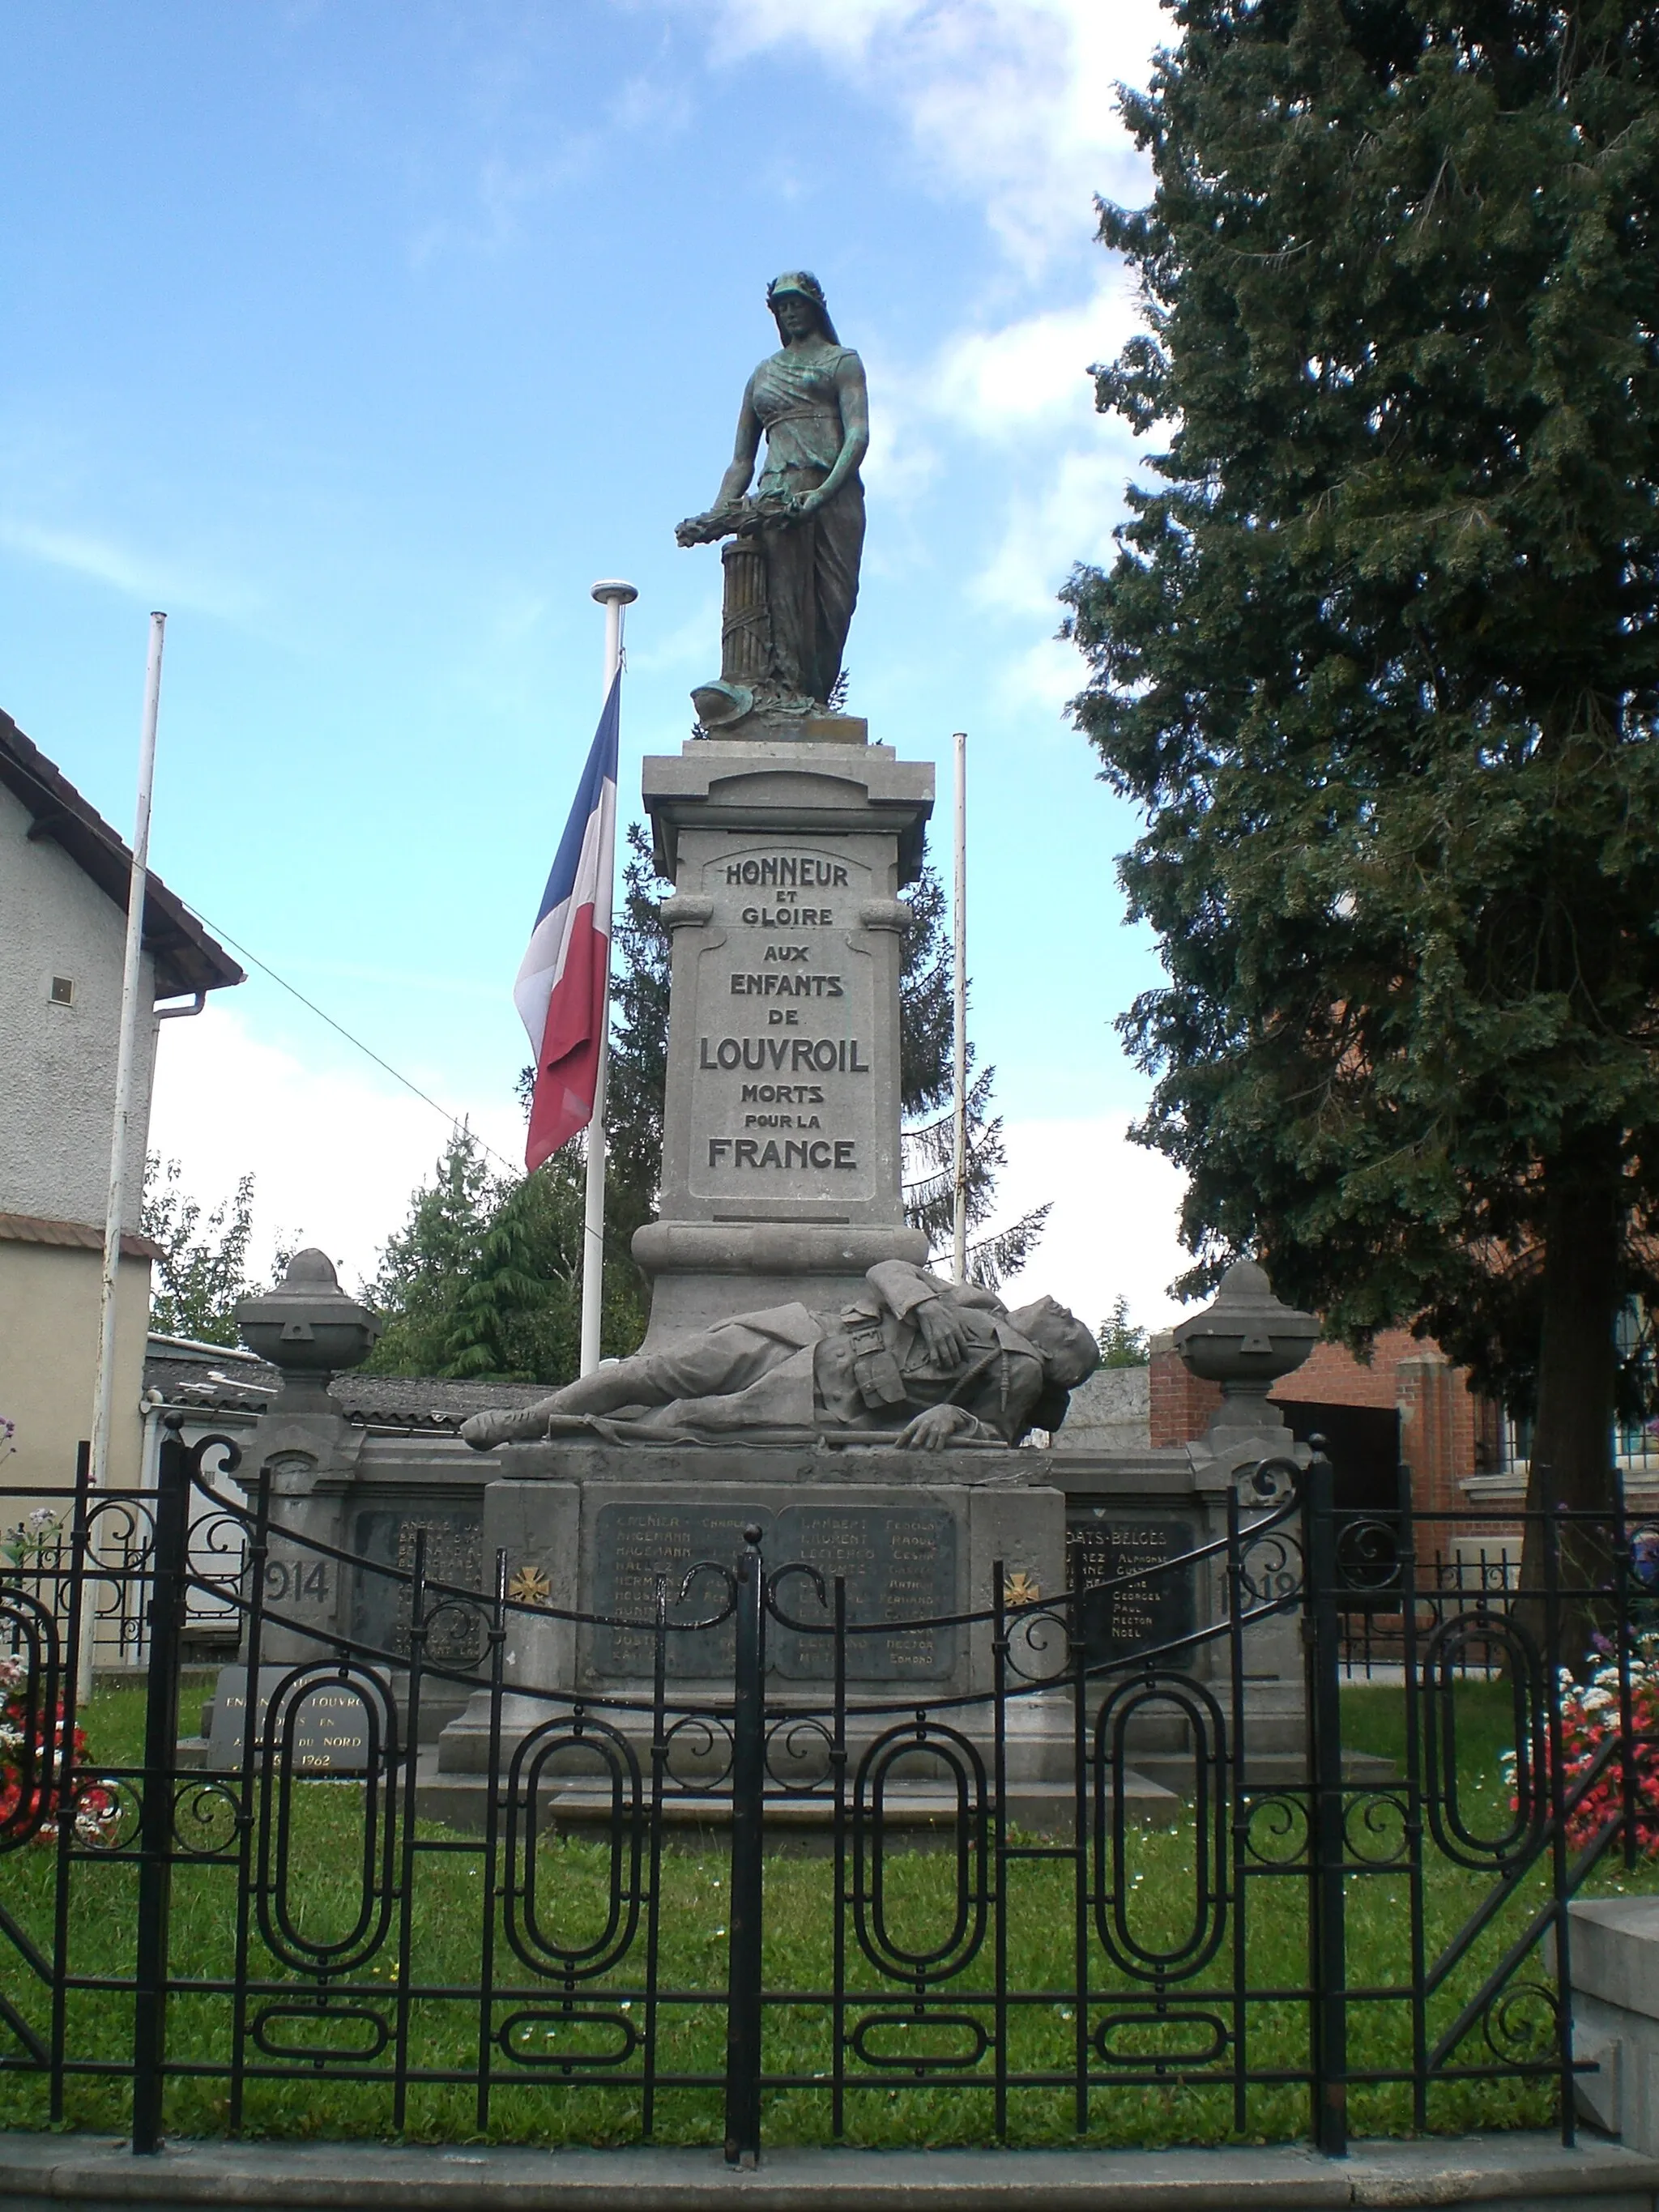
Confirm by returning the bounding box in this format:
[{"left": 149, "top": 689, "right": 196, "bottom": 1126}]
[{"left": 459, "top": 1261, "right": 1100, "bottom": 1452}]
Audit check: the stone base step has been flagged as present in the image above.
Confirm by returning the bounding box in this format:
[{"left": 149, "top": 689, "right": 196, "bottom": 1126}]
[
  {"left": 413, "top": 1749, "right": 1179, "bottom": 1842},
  {"left": 1130, "top": 1746, "right": 1397, "bottom": 1795}
]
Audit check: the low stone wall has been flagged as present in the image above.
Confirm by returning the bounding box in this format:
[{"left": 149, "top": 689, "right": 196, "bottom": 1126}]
[{"left": 1572, "top": 1897, "right": 1659, "bottom": 2153}]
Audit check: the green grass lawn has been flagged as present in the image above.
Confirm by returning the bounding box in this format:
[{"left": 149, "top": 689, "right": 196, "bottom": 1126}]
[{"left": 2, "top": 1680, "right": 1653, "bottom": 2150}]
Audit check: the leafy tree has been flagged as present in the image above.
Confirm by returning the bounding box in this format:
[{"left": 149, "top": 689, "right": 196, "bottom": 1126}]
[
  {"left": 1098, "top": 1296, "right": 1149, "bottom": 1369},
  {"left": 142, "top": 1153, "right": 267, "bottom": 1346},
  {"left": 367, "top": 1119, "right": 650, "bottom": 1385},
  {"left": 1064, "top": 0, "right": 1659, "bottom": 1592}
]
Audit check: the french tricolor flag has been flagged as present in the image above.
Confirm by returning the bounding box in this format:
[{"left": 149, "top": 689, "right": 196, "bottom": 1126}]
[{"left": 515, "top": 674, "right": 619, "bottom": 1173}]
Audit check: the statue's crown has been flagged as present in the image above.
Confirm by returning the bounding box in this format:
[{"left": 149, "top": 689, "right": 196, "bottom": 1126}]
[{"left": 766, "top": 270, "right": 826, "bottom": 308}]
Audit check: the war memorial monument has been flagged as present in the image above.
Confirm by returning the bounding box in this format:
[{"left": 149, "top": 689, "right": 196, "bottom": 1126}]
[{"left": 207, "top": 272, "right": 1323, "bottom": 1812}]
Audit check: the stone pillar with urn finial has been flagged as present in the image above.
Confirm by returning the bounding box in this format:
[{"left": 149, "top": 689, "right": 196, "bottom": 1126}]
[{"left": 1173, "top": 1258, "right": 1321, "bottom": 1775}]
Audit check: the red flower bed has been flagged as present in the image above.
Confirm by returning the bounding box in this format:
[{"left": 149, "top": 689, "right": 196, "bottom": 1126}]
[
  {"left": 1504, "top": 1643, "right": 1659, "bottom": 1856},
  {"left": 0, "top": 1653, "right": 117, "bottom": 1847}
]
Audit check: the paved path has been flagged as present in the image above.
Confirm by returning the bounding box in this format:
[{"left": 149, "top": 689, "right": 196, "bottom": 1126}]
[{"left": 3, "top": 2131, "right": 1659, "bottom": 2210}]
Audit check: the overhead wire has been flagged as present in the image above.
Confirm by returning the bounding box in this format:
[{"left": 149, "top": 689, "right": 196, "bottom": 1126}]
[{"left": 183, "top": 906, "right": 524, "bottom": 1180}]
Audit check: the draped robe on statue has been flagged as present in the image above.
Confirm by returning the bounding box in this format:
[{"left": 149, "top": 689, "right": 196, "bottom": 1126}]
[{"left": 750, "top": 347, "right": 865, "bottom": 705}]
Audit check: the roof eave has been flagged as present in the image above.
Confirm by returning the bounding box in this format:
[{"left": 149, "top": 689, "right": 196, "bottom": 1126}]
[{"left": 1, "top": 710, "right": 245, "bottom": 997}]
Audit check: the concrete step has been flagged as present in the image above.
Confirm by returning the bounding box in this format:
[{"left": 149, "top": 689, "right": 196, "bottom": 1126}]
[
  {"left": 3, "top": 2129, "right": 1655, "bottom": 2209},
  {"left": 413, "top": 1748, "right": 1179, "bottom": 1841}
]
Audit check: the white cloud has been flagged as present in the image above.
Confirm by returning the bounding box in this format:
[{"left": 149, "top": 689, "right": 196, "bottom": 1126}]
[
  {"left": 704, "top": 0, "right": 1166, "bottom": 271},
  {"left": 0, "top": 516, "right": 262, "bottom": 622},
  {"left": 145, "top": 1001, "right": 522, "bottom": 1296},
  {"left": 992, "top": 1112, "right": 1194, "bottom": 1335},
  {"left": 930, "top": 272, "right": 1140, "bottom": 441},
  {"left": 972, "top": 443, "right": 1129, "bottom": 620},
  {"left": 407, "top": 142, "right": 598, "bottom": 269}
]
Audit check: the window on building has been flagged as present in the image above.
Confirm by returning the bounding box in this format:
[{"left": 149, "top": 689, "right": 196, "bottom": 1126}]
[{"left": 48, "top": 975, "right": 75, "bottom": 1005}]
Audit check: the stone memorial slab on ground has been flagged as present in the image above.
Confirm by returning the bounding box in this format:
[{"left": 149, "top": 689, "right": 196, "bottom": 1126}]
[{"left": 205, "top": 1665, "right": 374, "bottom": 1773}]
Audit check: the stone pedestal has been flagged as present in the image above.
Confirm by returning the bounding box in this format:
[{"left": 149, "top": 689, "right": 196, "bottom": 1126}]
[
  {"left": 190, "top": 1406, "right": 515, "bottom": 1762},
  {"left": 636, "top": 731, "right": 933, "bottom": 1343},
  {"left": 436, "top": 1440, "right": 1070, "bottom": 1788}
]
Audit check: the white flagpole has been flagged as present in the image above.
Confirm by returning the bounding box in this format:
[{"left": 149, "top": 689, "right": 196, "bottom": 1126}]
[
  {"left": 91, "top": 612, "right": 166, "bottom": 1508},
  {"left": 580, "top": 579, "right": 637, "bottom": 1376},
  {"left": 952, "top": 730, "right": 968, "bottom": 1282}
]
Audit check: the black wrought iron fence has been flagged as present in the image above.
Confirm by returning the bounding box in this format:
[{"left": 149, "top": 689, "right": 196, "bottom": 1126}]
[
  {"left": 1, "top": 1447, "right": 161, "bottom": 1666},
  {"left": 1333, "top": 1521, "right": 1533, "bottom": 1681},
  {"left": 2, "top": 1427, "right": 1657, "bottom": 2166}
]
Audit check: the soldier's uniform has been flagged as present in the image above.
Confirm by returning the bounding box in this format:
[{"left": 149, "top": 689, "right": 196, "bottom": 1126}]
[{"left": 548, "top": 1261, "right": 1051, "bottom": 1445}]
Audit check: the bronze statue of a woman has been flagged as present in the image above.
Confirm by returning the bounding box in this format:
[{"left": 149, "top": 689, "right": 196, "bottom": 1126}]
[{"left": 677, "top": 272, "right": 868, "bottom": 729}]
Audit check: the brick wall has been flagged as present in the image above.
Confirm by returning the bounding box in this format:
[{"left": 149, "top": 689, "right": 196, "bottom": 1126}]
[
  {"left": 1148, "top": 1332, "right": 1223, "bottom": 1447},
  {"left": 1147, "top": 1326, "right": 1491, "bottom": 1515},
  {"left": 1396, "top": 1356, "right": 1480, "bottom": 1516}
]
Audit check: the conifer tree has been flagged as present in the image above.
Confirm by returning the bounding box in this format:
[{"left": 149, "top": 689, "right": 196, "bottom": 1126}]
[
  {"left": 362, "top": 1127, "right": 500, "bottom": 1375},
  {"left": 1064, "top": 0, "right": 1659, "bottom": 1576},
  {"left": 895, "top": 866, "right": 1050, "bottom": 1286}
]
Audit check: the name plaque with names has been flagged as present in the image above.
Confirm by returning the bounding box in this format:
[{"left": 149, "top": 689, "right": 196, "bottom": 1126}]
[
  {"left": 768, "top": 1504, "right": 956, "bottom": 1680},
  {"left": 350, "top": 1509, "right": 484, "bottom": 1664},
  {"left": 591, "top": 1503, "right": 761, "bottom": 1680},
  {"left": 206, "top": 1665, "right": 376, "bottom": 1773},
  {"left": 1066, "top": 1514, "right": 1197, "bottom": 1668},
  {"left": 590, "top": 1502, "right": 957, "bottom": 1681}
]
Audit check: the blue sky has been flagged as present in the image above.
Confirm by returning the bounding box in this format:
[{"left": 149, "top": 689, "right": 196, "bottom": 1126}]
[{"left": 2, "top": 0, "right": 1192, "bottom": 1328}]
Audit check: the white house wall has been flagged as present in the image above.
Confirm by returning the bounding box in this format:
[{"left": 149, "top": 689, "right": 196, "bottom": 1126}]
[{"left": 0, "top": 777, "right": 158, "bottom": 1230}]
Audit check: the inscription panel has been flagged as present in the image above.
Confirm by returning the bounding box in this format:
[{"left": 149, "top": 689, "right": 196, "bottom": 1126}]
[
  {"left": 589, "top": 1502, "right": 957, "bottom": 1681},
  {"left": 771, "top": 1504, "right": 956, "bottom": 1680},
  {"left": 689, "top": 842, "right": 877, "bottom": 1205},
  {"left": 207, "top": 1666, "right": 373, "bottom": 1772},
  {"left": 351, "top": 1510, "right": 484, "bottom": 1664},
  {"left": 1066, "top": 1513, "right": 1196, "bottom": 1667},
  {"left": 591, "top": 1503, "right": 760, "bottom": 1678}
]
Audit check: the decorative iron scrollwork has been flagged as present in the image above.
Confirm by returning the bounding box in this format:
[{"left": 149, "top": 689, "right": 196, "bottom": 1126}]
[
  {"left": 1242, "top": 1792, "right": 1310, "bottom": 1867},
  {"left": 1093, "top": 2007, "right": 1229, "bottom": 2069},
  {"left": 497, "top": 2007, "right": 640, "bottom": 2069},
  {"left": 1334, "top": 1515, "right": 1402, "bottom": 1595},
  {"left": 1002, "top": 1604, "right": 1071, "bottom": 1688},
  {"left": 764, "top": 1713, "right": 834, "bottom": 1794},
  {"left": 171, "top": 1777, "right": 239, "bottom": 1858},
  {"left": 848, "top": 2010, "right": 988, "bottom": 2070},
  {"left": 1482, "top": 1979, "right": 1560, "bottom": 2064},
  {"left": 1342, "top": 1789, "right": 1410, "bottom": 1867},
  {"left": 662, "top": 1711, "right": 736, "bottom": 1793},
  {"left": 256, "top": 1665, "right": 398, "bottom": 1978},
  {"left": 1423, "top": 1611, "right": 1545, "bottom": 1869},
  {"left": 252, "top": 2001, "right": 390, "bottom": 2064}
]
